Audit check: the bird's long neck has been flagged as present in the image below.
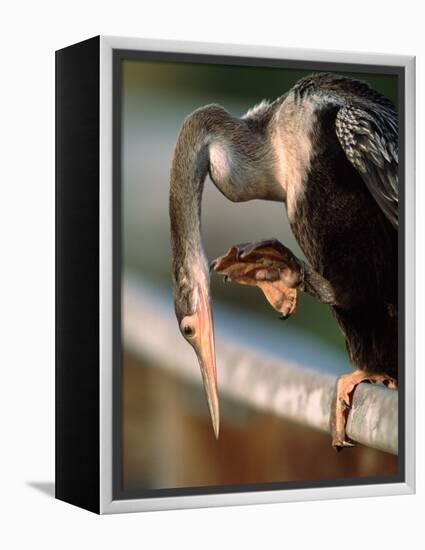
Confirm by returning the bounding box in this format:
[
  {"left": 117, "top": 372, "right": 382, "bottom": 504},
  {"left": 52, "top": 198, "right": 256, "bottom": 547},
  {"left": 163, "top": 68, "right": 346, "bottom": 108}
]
[
  {"left": 169, "top": 107, "right": 213, "bottom": 275},
  {"left": 170, "top": 103, "right": 282, "bottom": 276}
]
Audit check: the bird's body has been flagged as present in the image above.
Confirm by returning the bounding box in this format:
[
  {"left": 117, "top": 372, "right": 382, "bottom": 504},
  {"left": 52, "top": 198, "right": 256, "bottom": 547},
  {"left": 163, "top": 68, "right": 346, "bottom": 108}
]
[
  {"left": 277, "top": 75, "right": 398, "bottom": 377},
  {"left": 169, "top": 72, "right": 399, "bottom": 447},
  {"left": 290, "top": 145, "right": 398, "bottom": 378}
]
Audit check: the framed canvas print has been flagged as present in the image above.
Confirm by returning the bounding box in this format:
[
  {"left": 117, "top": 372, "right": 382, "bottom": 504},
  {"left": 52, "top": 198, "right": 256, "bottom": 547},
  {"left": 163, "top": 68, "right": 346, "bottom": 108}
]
[{"left": 55, "top": 35, "right": 415, "bottom": 514}]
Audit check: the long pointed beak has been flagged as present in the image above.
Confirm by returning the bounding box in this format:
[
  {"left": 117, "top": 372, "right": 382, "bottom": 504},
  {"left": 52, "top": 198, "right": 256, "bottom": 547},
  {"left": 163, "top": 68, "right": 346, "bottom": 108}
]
[{"left": 193, "top": 283, "right": 220, "bottom": 439}]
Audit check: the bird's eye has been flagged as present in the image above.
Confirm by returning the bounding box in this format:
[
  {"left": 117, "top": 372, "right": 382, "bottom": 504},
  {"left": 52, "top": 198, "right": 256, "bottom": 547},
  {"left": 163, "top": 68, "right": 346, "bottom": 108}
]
[{"left": 182, "top": 324, "right": 195, "bottom": 338}]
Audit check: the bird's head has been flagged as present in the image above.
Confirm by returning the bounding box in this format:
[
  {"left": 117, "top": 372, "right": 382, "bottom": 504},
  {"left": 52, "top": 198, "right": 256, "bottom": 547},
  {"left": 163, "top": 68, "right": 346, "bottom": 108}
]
[{"left": 172, "top": 254, "right": 219, "bottom": 438}]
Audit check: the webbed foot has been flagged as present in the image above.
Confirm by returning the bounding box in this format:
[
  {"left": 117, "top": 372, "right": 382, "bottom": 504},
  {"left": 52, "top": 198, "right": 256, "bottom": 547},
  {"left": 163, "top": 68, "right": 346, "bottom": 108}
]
[{"left": 210, "top": 239, "right": 304, "bottom": 319}]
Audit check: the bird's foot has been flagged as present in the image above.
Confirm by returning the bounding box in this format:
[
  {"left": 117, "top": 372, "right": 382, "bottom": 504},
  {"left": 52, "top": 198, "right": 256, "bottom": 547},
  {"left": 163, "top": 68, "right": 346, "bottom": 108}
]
[
  {"left": 330, "top": 369, "right": 398, "bottom": 451},
  {"left": 210, "top": 239, "right": 303, "bottom": 319}
]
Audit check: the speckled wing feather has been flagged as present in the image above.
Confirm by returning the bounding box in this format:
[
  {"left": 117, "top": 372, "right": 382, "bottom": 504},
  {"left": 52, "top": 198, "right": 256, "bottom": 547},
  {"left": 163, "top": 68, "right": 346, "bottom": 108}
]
[{"left": 336, "top": 105, "right": 398, "bottom": 228}]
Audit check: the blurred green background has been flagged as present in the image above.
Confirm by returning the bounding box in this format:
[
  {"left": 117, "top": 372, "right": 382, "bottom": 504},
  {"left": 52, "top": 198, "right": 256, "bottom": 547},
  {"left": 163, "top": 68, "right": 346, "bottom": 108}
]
[{"left": 121, "top": 58, "right": 398, "bottom": 493}]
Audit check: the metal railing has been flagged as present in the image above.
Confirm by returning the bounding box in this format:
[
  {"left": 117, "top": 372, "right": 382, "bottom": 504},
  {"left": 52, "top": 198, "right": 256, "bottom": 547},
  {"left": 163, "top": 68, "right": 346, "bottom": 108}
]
[{"left": 123, "top": 274, "right": 398, "bottom": 455}]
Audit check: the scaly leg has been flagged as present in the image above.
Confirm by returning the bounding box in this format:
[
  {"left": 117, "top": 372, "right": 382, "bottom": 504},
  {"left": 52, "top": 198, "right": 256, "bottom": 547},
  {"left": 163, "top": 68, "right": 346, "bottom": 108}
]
[
  {"left": 210, "top": 239, "right": 337, "bottom": 319},
  {"left": 330, "top": 370, "right": 398, "bottom": 451}
]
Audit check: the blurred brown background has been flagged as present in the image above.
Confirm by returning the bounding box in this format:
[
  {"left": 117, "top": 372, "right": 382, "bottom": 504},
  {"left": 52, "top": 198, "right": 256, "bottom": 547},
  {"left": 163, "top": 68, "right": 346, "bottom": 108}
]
[{"left": 120, "top": 58, "right": 398, "bottom": 492}]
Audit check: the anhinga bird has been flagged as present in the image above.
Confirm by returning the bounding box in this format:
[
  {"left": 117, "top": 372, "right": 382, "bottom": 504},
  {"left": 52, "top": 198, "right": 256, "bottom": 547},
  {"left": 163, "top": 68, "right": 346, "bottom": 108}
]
[{"left": 169, "top": 72, "right": 398, "bottom": 449}]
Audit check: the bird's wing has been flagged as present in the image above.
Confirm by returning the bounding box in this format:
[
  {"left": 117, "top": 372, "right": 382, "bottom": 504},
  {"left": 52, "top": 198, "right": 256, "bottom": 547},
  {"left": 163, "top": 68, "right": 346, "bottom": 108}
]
[{"left": 335, "top": 104, "right": 398, "bottom": 228}]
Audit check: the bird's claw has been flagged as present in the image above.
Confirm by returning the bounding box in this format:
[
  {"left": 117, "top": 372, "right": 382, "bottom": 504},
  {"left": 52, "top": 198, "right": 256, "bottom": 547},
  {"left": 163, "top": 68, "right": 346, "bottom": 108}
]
[
  {"left": 233, "top": 239, "right": 298, "bottom": 264},
  {"left": 330, "top": 369, "right": 398, "bottom": 451},
  {"left": 210, "top": 239, "right": 302, "bottom": 319},
  {"left": 209, "top": 259, "right": 217, "bottom": 271},
  {"left": 235, "top": 241, "right": 263, "bottom": 259},
  {"left": 332, "top": 436, "right": 356, "bottom": 452}
]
